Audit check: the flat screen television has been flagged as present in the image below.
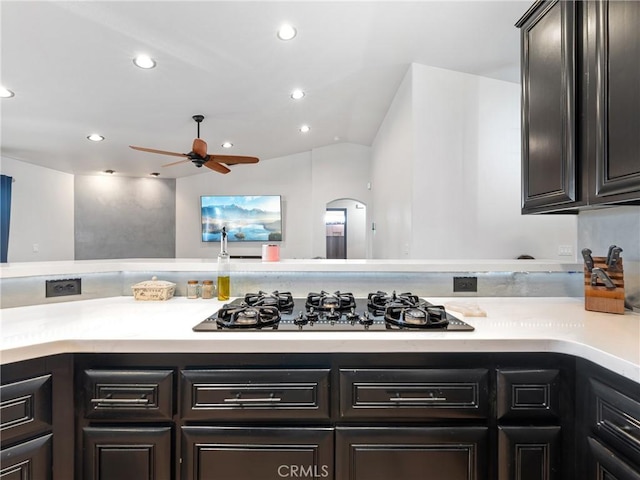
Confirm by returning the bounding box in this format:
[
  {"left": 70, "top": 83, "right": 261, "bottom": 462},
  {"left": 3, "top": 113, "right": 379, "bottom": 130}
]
[{"left": 201, "top": 195, "right": 282, "bottom": 242}]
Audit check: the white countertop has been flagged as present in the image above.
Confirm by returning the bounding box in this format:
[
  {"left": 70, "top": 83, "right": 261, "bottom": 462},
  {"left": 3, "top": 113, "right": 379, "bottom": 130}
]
[
  {"left": 1, "top": 296, "right": 638, "bottom": 383},
  {"left": 0, "top": 258, "right": 583, "bottom": 278}
]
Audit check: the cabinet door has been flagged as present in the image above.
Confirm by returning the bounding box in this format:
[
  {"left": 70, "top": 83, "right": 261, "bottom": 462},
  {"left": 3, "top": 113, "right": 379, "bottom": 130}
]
[
  {"left": 0, "top": 434, "right": 52, "bottom": 480},
  {"left": 335, "top": 427, "right": 487, "bottom": 480},
  {"left": 82, "top": 426, "right": 172, "bottom": 480},
  {"left": 181, "top": 426, "right": 334, "bottom": 480},
  {"left": 587, "top": 437, "right": 640, "bottom": 480},
  {"left": 498, "top": 426, "right": 561, "bottom": 480},
  {"left": 590, "top": 0, "right": 640, "bottom": 203},
  {"left": 519, "top": 0, "right": 578, "bottom": 212}
]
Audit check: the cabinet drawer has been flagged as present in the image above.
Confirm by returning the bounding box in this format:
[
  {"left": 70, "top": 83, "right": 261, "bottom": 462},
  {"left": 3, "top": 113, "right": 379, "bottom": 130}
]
[
  {"left": 339, "top": 368, "right": 488, "bottom": 420},
  {"left": 0, "top": 433, "right": 52, "bottom": 480},
  {"left": 83, "top": 369, "right": 173, "bottom": 420},
  {"left": 497, "top": 369, "right": 560, "bottom": 421},
  {"left": 588, "top": 437, "right": 640, "bottom": 480},
  {"left": 588, "top": 378, "right": 640, "bottom": 467},
  {"left": 0, "top": 374, "right": 52, "bottom": 445},
  {"left": 181, "top": 369, "right": 330, "bottom": 421}
]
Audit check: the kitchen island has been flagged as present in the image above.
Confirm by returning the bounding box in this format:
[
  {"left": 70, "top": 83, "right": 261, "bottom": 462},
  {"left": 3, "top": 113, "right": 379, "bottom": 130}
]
[{"left": 1, "top": 296, "right": 639, "bottom": 480}]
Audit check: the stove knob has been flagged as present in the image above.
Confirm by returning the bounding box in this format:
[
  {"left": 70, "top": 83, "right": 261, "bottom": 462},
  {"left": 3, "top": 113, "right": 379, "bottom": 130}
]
[
  {"left": 326, "top": 307, "right": 340, "bottom": 325},
  {"left": 346, "top": 310, "right": 359, "bottom": 325},
  {"left": 306, "top": 309, "right": 319, "bottom": 325},
  {"left": 359, "top": 312, "right": 374, "bottom": 328},
  {"left": 294, "top": 312, "right": 309, "bottom": 329}
]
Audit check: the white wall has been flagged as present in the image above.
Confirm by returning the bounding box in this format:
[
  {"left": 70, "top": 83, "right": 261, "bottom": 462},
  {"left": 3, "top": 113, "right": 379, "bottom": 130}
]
[
  {"left": 372, "top": 64, "right": 577, "bottom": 260},
  {"left": 310, "top": 143, "right": 371, "bottom": 258},
  {"left": 0, "top": 157, "right": 74, "bottom": 262},
  {"left": 370, "top": 68, "right": 415, "bottom": 258},
  {"left": 176, "top": 151, "right": 315, "bottom": 259},
  {"left": 176, "top": 144, "right": 373, "bottom": 260}
]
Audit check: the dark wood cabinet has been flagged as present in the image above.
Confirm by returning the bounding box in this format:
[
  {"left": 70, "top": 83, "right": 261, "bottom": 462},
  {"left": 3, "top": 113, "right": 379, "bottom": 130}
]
[
  {"left": 77, "top": 368, "right": 175, "bottom": 480},
  {"left": 517, "top": 0, "right": 640, "bottom": 213},
  {"left": 576, "top": 359, "right": 640, "bottom": 480},
  {"left": 0, "top": 356, "right": 73, "bottom": 480},
  {"left": 587, "top": 437, "right": 640, "bottom": 480},
  {"left": 336, "top": 427, "right": 488, "bottom": 480},
  {"left": 0, "top": 434, "right": 52, "bottom": 480},
  {"left": 498, "top": 426, "right": 561, "bottom": 480},
  {"left": 496, "top": 369, "right": 566, "bottom": 480},
  {"left": 181, "top": 427, "right": 334, "bottom": 480},
  {"left": 82, "top": 426, "right": 172, "bottom": 480},
  {"left": 587, "top": 0, "right": 640, "bottom": 204},
  {"left": 517, "top": 0, "right": 578, "bottom": 212}
]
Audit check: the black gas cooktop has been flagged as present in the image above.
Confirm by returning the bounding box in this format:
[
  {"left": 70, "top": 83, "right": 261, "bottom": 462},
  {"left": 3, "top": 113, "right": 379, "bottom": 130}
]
[{"left": 192, "top": 290, "right": 474, "bottom": 332}]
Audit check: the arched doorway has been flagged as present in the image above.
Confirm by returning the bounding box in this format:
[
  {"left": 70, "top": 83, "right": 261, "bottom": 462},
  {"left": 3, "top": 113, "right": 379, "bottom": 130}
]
[{"left": 325, "top": 198, "right": 367, "bottom": 259}]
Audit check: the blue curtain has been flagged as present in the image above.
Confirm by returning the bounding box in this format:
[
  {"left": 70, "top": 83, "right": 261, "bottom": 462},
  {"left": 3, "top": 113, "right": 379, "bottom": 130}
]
[{"left": 0, "top": 174, "right": 12, "bottom": 263}]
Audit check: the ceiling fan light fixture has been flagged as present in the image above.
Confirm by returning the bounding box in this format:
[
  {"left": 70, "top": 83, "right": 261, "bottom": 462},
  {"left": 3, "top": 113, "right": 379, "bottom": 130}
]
[
  {"left": 87, "top": 134, "right": 105, "bottom": 142},
  {"left": 290, "top": 89, "right": 305, "bottom": 100},
  {"left": 277, "top": 24, "right": 297, "bottom": 41},
  {"left": 133, "top": 54, "right": 156, "bottom": 69},
  {"left": 0, "top": 86, "right": 15, "bottom": 98},
  {"left": 221, "top": 142, "right": 233, "bottom": 149},
  {"left": 299, "top": 125, "right": 311, "bottom": 133}
]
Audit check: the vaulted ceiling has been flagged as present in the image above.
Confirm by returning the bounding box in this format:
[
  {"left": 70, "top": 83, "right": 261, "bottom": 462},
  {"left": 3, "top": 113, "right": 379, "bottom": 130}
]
[{"left": 1, "top": 1, "right": 528, "bottom": 178}]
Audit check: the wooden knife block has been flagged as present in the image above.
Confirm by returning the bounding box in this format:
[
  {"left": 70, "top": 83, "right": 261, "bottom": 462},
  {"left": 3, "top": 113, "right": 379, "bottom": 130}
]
[{"left": 584, "top": 257, "right": 625, "bottom": 314}]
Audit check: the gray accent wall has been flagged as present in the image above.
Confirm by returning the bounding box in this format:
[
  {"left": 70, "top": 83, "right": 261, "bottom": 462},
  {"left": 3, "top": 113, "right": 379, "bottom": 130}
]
[{"left": 75, "top": 175, "right": 176, "bottom": 259}]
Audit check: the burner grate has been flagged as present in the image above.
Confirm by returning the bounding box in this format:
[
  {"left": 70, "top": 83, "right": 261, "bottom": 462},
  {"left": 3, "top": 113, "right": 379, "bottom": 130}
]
[{"left": 215, "top": 304, "right": 281, "bottom": 330}]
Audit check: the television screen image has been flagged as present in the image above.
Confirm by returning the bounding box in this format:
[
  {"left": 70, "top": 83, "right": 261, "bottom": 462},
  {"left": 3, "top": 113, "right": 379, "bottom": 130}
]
[{"left": 201, "top": 195, "right": 282, "bottom": 242}]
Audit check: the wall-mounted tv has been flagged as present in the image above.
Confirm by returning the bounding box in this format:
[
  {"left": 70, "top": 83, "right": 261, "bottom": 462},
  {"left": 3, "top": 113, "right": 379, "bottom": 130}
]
[{"left": 201, "top": 195, "right": 282, "bottom": 242}]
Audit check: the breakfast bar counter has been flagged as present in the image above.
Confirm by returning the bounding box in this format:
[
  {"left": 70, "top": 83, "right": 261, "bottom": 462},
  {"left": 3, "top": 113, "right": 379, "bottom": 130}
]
[{"left": 1, "top": 296, "right": 638, "bottom": 383}]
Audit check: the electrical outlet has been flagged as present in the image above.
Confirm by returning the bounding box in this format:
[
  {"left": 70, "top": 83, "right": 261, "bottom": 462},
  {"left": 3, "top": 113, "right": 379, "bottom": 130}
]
[
  {"left": 558, "top": 245, "right": 573, "bottom": 256},
  {"left": 453, "top": 276, "right": 478, "bottom": 293},
  {"left": 46, "top": 278, "right": 82, "bottom": 297}
]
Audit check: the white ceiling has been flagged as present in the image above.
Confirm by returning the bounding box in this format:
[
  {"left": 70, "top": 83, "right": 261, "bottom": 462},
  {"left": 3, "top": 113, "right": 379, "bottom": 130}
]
[{"left": 1, "top": 1, "right": 528, "bottom": 178}]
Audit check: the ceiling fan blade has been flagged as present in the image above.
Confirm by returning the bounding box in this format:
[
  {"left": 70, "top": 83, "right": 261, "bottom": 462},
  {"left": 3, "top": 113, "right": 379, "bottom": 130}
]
[
  {"left": 192, "top": 138, "right": 208, "bottom": 158},
  {"left": 204, "top": 161, "right": 231, "bottom": 174},
  {"left": 130, "top": 146, "right": 187, "bottom": 158},
  {"left": 162, "top": 159, "right": 192, "bottom": 167},
  {"left": 208, "top": 155, "right": 260, "bottom": 165}
]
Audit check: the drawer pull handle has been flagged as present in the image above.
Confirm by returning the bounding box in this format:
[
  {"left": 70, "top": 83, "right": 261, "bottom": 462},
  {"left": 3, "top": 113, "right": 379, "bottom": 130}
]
[
  {"left": 91, "top": 398, "right": 150, "bottom": 405},
  {"left": 224, "top": 392, "right": 282, "bottom": 403},
  {"left": 389, "top": 396, "right": 447, "bottom": 402},
  {"left": 601, "top": 419, "right": 640, "bottom": 445}
]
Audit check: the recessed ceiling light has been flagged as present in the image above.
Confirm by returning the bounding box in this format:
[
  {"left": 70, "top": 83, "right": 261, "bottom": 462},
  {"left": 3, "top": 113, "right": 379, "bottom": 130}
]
[
  {"left": 133, "top": 54, "right": 156, "bottom": 69},
  {"left": 221, "top": 142, "right": 233, "bottom": 149},
  {"left": 150, "top": 172, "right": 160, "bottom": 177},
  {"left": 103, "top": 169, "right": 115, "bottom": 175},
  {"left": 87, "top": 134, "right": 105, "bottom": 142},
  {"left": 277, "top": 24, "right": 297, "bottom": 41},
  {"left": 290, "top": 89, "right": 305, "bottom": 100},
  {"left": 299, "top": 125, "right": 310, "bottom": 133},
  {"left": 0, "top": 86, "right": 15, "bottom": 98}
]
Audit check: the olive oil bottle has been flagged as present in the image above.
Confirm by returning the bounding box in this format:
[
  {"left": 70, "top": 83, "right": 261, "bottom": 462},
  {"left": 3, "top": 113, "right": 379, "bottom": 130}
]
[{"left": 217, "top": 227, "right": 230, "bottom": 301}]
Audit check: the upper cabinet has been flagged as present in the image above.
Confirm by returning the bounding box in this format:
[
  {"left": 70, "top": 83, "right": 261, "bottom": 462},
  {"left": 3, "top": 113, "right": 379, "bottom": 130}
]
[{"left": 517, "top": 0, "right": 640, "bottom": 214}]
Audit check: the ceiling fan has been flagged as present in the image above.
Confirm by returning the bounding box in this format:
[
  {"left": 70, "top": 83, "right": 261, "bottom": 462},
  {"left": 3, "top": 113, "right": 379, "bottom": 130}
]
[{"left": 129, "top": 115, "right": 259, "bottom": 174}]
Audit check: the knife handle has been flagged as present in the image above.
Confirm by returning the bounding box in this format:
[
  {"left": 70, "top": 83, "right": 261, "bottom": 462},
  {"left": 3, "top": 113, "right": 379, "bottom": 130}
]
[
  {"left": 581, "top": 248, "right": 594, "bottom": 272},
  {"left": 607, "top": 247, "right": 623, "bottom": 270}
]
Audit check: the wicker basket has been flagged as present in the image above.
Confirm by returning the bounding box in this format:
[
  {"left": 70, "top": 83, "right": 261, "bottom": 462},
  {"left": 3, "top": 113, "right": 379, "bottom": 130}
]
[{"left": 132, "top": 276, "right": 176, "bottom": 301}]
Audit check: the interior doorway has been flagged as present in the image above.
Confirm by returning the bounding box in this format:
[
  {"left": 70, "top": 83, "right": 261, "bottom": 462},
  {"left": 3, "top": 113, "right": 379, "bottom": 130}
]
[
  {"left": 325, "top": 198, "right": 367, "bottom": 259},
  {"left": 325, "top": 208, "right": 347, "bottom": 259}
]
